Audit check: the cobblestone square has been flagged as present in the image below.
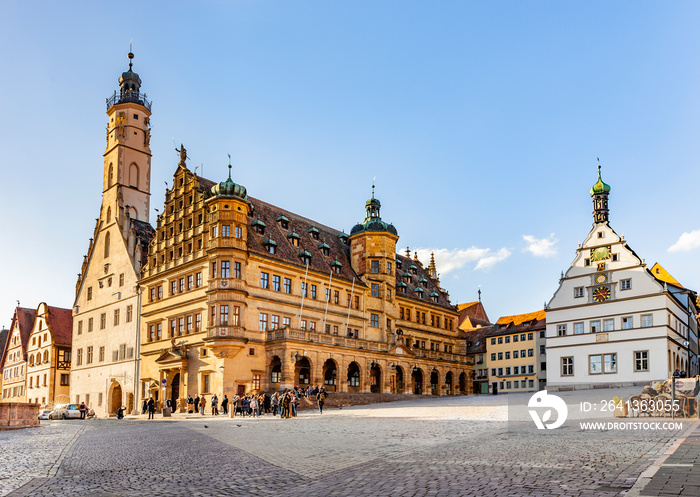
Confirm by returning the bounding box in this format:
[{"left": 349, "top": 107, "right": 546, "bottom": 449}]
[{"left": 2, "top": 394, "right": 694, "bottom": 497}]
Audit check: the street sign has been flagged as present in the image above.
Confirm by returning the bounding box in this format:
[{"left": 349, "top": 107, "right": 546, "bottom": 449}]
[{"left": 161, "top": 379, "right": 167, "bottom": 386}]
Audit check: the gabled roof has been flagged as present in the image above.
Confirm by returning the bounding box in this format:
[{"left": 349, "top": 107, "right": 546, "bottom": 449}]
[
  {"left": 46, "top": 306, "right": 73, "bottom": 346},
  {"left": 489, "top": 310, "right": 546, "bottom": 337},
  {"left": 457, "top": 301, "right": 490, "bottom": 328},
  {"left": 650, "top": 263, "right": 683, "bottom": 289},
  {"left": 0, "top": 307, "right": 36, "bottom": 367},
  {"left": 465, "top": 325, "right": 495, "bottom": 355}
]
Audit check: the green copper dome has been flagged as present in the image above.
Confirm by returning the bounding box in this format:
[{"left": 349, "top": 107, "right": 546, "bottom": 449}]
[
  {"left": 589, "top": 165, "right": 611, "bottom": 196},
  {"left": 212, "top": 164, "right": 249, "bottom": 201}
]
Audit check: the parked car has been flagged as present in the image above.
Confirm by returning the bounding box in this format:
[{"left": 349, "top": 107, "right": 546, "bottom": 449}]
[
  {"left": 49, "top": 404, "right": 81, "bottom": 419},
  {"left": 38, "top": 409, "right": 51, "bottom": 420}
]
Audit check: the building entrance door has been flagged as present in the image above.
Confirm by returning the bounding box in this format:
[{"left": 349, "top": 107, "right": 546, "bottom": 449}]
[{"left": 171, "top": 373, "right": 180, "bottom": 412}]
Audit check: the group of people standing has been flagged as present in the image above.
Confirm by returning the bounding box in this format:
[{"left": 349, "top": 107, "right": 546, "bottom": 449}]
[{"left": 139, "top": 385, "right": 328, "bottom": 419}]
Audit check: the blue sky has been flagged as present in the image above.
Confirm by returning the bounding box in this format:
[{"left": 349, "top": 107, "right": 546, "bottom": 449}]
[{"left": 2, "top": 2, "right": 700, "bottom": 326}]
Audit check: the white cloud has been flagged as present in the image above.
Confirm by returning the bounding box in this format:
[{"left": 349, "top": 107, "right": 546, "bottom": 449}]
[
  {"left": 522, "top": 234, "right": 558, "bottom": 258},
  {"left": 414, "top": 247, "right": 512, "bottom": 274},
  {"left": 668, "top": 229, "right": 700, "bottom": 253}
]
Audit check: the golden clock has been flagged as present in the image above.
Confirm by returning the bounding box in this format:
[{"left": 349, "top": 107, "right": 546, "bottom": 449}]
[
  {"left": 594, "top": 273, "right": 607, "bottom": 284},
  {"left": 592, "top": 286, "right": 611, "bottom": 302},
  {"left": 590, "top": 246, "right": 611, "bottom": 262}
]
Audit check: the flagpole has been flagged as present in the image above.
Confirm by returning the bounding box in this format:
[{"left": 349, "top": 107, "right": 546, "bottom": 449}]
[
  {"left": 345, "top": 277, "right": 355, "bottom": 337},
  {"left": 298, "top": 261, "right": 309, "bottom": 329},
  {"left": 322, "top": 269, "right": 333, "bottom": 334}
]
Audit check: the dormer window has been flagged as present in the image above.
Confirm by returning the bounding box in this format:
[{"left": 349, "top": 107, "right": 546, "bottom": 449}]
[
  {"left": 409, "top": 264, "right": 417, "bottom": 275},
  {"left": 430, "top": 291, "right": 439, "bottom": 303},
  {"left": 330, "top": 258, "right": 342, "bottom": 274},
  {"left": 418, "top": 278, "right": 428, "bottom": 288},
  {"left": 318, "top": 240, "right": 331, "bottom": 256},
  {"left": 414, "top": 287, "right": 424, "bottom": 298},
  {"left": 263, "top": 237, "right": 277, "bottom": 255},
  {"left": 251, "top": 219, "right": 266, "bottom": 235},
  {"left": 288, "top": 229, "right": 301, "bottom": 247},
  {"left": 276, "top": 215, "right": 289, "bottom": 230},
  {"left": 396, "top": 259, "right": 402, "bottom": 270},
  {"left": 338, "top": 232, "right": 349, "bottom": 245},
  {"left": 402, "top": 272, "right": 412, "bottom": 283},
  {"left": 299, "top": 249, "right": 312, "bottom": 265},
  {"left": 397, "top": 281, "right": 407, "bottom": 294},
  {"left": 308, "top": 226, "right": 320, "bottom": 240}
]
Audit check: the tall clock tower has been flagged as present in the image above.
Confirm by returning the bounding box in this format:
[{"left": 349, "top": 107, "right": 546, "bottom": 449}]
[
  {"left": 71, "top": 52, "right": 155, "bottom": 417},
  {"left": 102, "top": 50, "right": 152, "bottom": 233}
]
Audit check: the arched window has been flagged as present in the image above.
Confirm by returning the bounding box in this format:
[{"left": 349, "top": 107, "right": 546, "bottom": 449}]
[
  {"left": 129, "top": 163, "right": 139, "bottom": 188},
  {"left": 43, "top": 350, "right": 49, "bottom": 363},
  {"left": 104, "top": 232, "right": 110, "bottom": 258},
  {"left": 106, "top": 206, "right": 111, "bottom": 223},
  {"left": 108, "top": 163, "right": 114, "bottom": 188}
]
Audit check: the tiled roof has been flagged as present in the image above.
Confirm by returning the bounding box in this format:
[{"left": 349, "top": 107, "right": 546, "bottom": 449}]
[
  {"left": 246, "top": 197, "right": 364, "bottom": 286},
  {"left": 650, "top": 262, "right": 683, "bottom": 289},
  {"left": 495, "top": 310, "right": 546, "bottom": 326},
  {"left": 465, "top": 325, "right": 495, "bottom": 355},
  {"left": 457, "top": 301, "right": 490, "bottom": 326},
  {"left": 0, "top": 328, "right": 8, "bottom": 369},
  {"left": 394, "top": 254, "right": 453, "bottom": 309},
  {"left": 47, "top": 306, "right": 73, "bottom": 346},
  {"left": 1, "top": 307, "right": 36, "bottom": 367}
]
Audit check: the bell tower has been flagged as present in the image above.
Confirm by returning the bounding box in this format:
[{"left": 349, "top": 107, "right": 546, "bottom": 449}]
[
  {"left": 589, "top": 164, "right": 611, "bottom": 225},
  {"left": 103, "top": 50, "right": 152, "bottom": 231}
]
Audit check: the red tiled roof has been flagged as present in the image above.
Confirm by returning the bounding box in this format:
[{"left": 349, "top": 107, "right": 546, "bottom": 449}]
[
  {"left": 457, "top": 301, "right": 490, "bottom": 326},
  {"left": 47, "top": 306, "right": 73, "bottom": 346},
  {"left": 1, "top": 307, "right": 36, "bottom": 367}
]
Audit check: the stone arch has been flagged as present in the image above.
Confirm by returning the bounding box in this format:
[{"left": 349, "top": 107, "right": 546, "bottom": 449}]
[
  {"left": 430, "top": 368, "right": 439, "bottom": 395},
  {"left": 347, "top": 361, "right": 361, "bottom": 392},
  {"left": 411, "top": 366, "right": 423, "bottom": 395},
  {"left": 369, "top": 362, "right": 381, "bottom": 393},
  {"left": 459, "top": 372, "right": 467, "bottom": 394},
  {"left": 445, "top": 371, "right": 453, "bottom": 395},
  {"left": 129, "top": 163, "right": 139, "bottom": 188},
  {"left": 270, "top": 356, "right": 282, "bottom": 386},
  {"left": 394, "top": 365, "right": 405, "bottom": 394},
  {"left": 322, "top": 358, "right": 338, "bottom": 392},
  {"left": 295, "top": 356, "right": 312, "bottom": 386},
  {"left": 104, "top": 231, "right": 110, "bottom": 258},
  {"left": 108, "top": 379, "right": 124, "bottom": 416}
]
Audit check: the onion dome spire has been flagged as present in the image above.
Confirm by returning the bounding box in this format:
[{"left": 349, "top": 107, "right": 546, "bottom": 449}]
[
  {"left": 590, "top": 160, "right": 611, "bottom": 224},
  {"left": 211, "top": 159, "right": 249, "bottom": 201}
]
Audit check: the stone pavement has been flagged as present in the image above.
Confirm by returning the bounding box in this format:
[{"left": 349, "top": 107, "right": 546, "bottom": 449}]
[
  {"left": 637, "top": 423, "right": 700, "bottom": 496},
  {"left": 2, "top": 394, "right": 695, "bottom": 497}
]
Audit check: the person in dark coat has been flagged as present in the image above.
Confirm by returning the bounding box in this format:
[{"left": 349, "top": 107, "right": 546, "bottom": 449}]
[
  {"left": 147, "top": 397, "right": 155, "bottom": 420},
  {"left": 187, "top": 395, "right": 194, "bottom": 413},
  {"left": 221, "top": 395, "right": 229, "bottom": 415},
  {"left": 142, "top": 399, "right": 148, "bottom": 415},
  {"left": 194, "top": 395, "right": 200, "bottom": 413}
]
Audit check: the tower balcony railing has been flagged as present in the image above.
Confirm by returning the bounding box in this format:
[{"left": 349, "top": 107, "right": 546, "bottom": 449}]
[
  {"left": 265, "top": 326, "right": 390, "bottom": 353},
  {"left": 206, "top": 325, "right": 246, "bottom": 340},
  {"left": 106, "top": 90, "right": 152, "bottom": 111}
]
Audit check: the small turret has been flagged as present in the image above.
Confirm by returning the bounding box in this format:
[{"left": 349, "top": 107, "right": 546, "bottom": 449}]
[{"left": 590, "top": 163, "right": 611, "bottom": 224}]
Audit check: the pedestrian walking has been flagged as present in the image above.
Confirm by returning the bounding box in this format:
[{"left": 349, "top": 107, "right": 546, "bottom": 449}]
[
  {"left": 147, "top": 397, "right": 155, "bottom": 420},
  {"left": 250, "top": 396, "right": 258, "bottom": 417},
  {"left": 200, "top": 396, "right": 206, "bottom": 415},
  {"left": 194, "top": 395, "right": 200, "bottom": 413},
  {"left": 317, "top": 387, "right": 327, "bottom": 414},
  {"left": 142, "top": 399, "right": 148, "bottom": 415},
  {"left": 187, "top": 395, "right": 194, "bottom": 413},
  {"left": 211, "top": 395, "right": 218, "bottom": 415},
  {"left": 271, "top": 392, "right": 279, "bottom": 416},
  {"left": 79, "top": 402, "right": 87, "bottom": 419},
  {"left": 221, "top": 395, "right": 229, "bottom": 415}
]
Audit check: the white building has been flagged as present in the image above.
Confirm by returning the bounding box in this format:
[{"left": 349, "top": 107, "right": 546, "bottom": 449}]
[
  {"left": 545, "top": 166, "right": 698, "bottom": 390},
  {"left": 71, "top": 52, "right": 154, "bottom": 415}
]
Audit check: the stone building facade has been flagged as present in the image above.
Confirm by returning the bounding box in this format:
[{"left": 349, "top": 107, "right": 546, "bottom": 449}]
[
  {"left": 139, "top": 161, "right": 472, "bottom": 411},
  {"left": 70, "top": 52, "right": 155, "bottom": 416},
  {"left": 25, "top": 303, "right": 72, "bottom": 407}
]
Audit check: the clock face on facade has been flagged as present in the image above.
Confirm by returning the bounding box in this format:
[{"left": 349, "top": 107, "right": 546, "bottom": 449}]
[
  {"left": 594, "top": 273, "right": 607, "bottom": 284},
  {"left": 590, "top": 245, "right": 611, "bottom": 262},
  {"left": 592, "top": 286, "right": 611, "bottom": 302}
]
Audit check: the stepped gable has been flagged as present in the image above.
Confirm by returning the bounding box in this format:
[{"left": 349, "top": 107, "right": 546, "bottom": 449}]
[
  {"left": 47, "top": 306, "right": 73, "bottom": 346},
  {"left": 246, "top": 196, "right": 364, "bottom": 285},
  {"left": 395, "top": 253, "right": 453, "bottom": 310}
]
